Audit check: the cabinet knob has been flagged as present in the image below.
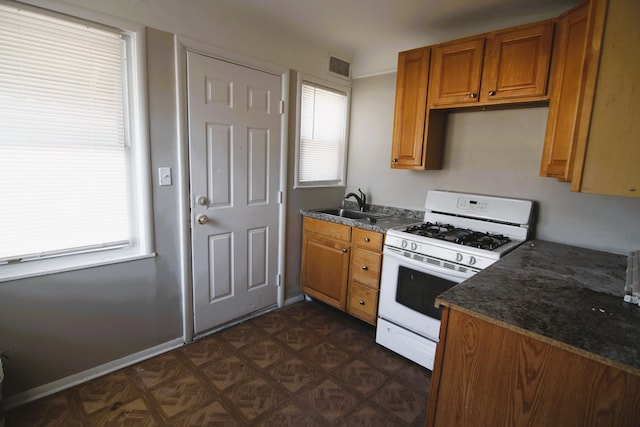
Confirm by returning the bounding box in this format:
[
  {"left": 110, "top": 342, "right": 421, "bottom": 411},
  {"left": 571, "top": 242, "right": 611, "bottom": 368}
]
[
  {"left": 359, "top": 300, "right": 365, "bottom": 305},
  {"left": 362, "top": 265, "right": 368, "bottom": 270},
  {"left": 342, "top": 248, "right": 348, "bottom": 253},
  {"left": 488, "top": 90, "right": 496, "bottom": 96},
  {"left": 469, "top": 93, "right": 477, "bottom": 98},
  {"left": 364, "top": 237, "right": 370, "bottom": 242},
  {"left": 392, "top": 158, "right": 398, "bottom": 163}
]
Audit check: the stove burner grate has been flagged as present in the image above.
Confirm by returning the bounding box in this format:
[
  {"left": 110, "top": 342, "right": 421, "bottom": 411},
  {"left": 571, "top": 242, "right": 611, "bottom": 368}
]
[{"left": 404, "top": 222, "right": 511, "bottom": 250}]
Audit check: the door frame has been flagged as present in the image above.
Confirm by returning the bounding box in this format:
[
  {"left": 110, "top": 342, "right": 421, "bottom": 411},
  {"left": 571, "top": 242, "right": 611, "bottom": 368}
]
[{"left": 174, "top": 35, "right": 289, "bottom": 344}]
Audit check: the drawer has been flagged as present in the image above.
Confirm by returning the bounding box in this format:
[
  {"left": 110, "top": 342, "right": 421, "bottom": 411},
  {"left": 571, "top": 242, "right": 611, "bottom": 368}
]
[
  {"left": 352, "top": 228, "right": 383, "bottom": 251},
  {"left": 303, "top": 217, "right": 351, "bottom": 242},
  {"left": 347, "top": 282, "right": 378, "bottom": 325},
  {"left": 350, "top": 248, "right": 382, "bottom": 289}
]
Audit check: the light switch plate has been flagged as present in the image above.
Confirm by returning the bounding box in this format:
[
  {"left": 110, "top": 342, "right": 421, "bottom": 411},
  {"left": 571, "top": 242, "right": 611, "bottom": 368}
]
[{"left": 159, "top": 167, "right": 172, "bottom": 186}]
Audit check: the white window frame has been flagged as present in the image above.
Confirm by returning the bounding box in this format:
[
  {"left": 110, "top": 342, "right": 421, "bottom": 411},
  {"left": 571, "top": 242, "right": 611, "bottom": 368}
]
[
  {"left": 0, "top": 0, "right": 153, "bottom": 282},
  {"left": 294, "top": 74, "right": 351, "bottom": 188}
]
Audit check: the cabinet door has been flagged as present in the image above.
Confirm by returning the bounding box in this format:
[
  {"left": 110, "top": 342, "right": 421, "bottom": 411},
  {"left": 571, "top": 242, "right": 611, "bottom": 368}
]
[
  {"left": 300, "top": 218, "right": 351, "bottom": 310},
  {"left": 301, "top": 231, "right": 350, "bottom": 310},
  {"left": 574, "top": 0, "right": 640, "bottom": 198},
  {"left": 481, "top": 21, "right": 554, "bottom": 103},
  {"left": 429, "top": 38, "right": 484, "bottom": 107},
  {"left": 391, "top": 47, "right": 430, "bottom": 168},
  {"left": 540, "top": 3, "right": 589, "bottom": 180}
]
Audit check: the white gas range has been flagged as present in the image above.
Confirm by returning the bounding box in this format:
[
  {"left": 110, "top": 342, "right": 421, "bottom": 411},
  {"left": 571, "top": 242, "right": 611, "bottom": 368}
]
[{"left": 376, "top": 190, "right": 534, "bottom": 370}]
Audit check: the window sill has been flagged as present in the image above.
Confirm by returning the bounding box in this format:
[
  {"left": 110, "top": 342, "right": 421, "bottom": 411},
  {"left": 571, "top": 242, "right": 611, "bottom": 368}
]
[{"left": 0, "top": 249, "right": 156, "bottom": 283}]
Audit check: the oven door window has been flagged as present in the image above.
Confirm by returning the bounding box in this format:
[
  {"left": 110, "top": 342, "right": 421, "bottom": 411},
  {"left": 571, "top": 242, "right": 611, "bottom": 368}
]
[{"left": 396, "top": 266, "right": 457, "bottom": 320}]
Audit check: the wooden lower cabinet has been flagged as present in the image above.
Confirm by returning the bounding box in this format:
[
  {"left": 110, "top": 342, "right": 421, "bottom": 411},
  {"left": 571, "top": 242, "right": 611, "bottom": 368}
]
[
  {"left": 346, "top": 228, "right": 383, "bottom": 325},
  {"left": 300, "top": 218, "right": 351, "bottom": 310},
  {"left": 427, "top": 307, "right": 640, "bottom": 426},
  {"left": 301, "top": 217, "right": 383, "bottom": 325}
]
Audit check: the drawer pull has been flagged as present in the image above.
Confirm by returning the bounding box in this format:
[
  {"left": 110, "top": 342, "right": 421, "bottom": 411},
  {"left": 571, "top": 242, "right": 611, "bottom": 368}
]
[
  {"left": 361, "top": 265, "right": 368, "bottom": 270},
  {"left": 359, "top": 300, "right": 365, "bottom": 305},
  {"left": 364, "top": 237, "right": 370, "bottom": 242}
]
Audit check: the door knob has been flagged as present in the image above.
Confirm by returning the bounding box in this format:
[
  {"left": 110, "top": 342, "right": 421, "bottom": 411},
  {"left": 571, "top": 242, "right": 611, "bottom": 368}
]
[
  {"left": 196, "top": 195, "right": 208, "bottom": 206},
  {"left": 196, "top": 214, "right": 209, "bottom": 225}
]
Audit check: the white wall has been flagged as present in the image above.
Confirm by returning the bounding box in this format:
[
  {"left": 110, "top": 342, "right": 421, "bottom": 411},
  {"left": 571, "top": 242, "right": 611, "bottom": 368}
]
[{"left": 347, "top": 73, "right": 640, "bottom": 255}]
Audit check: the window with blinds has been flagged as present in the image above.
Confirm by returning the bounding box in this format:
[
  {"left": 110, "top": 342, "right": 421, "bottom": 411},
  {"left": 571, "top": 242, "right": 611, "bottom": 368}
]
[
  {"left": 295, "top": 78, "right": 350, "bottom": 187},
  {"left": 0, "top": 1, "right": 151, "bottom": 277}
]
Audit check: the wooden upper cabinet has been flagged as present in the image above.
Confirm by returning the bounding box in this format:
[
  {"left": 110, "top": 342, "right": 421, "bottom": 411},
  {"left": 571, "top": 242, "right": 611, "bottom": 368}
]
[
  {"left": 429, "top": 21, "right": 554, "bottom": 108},
  {"left": 540, "top": 2, "right": 589, "bottom": 180},
  {"left": 481, "top": 21, "right": 554, "bottom": 103},
  {"left": 429, "top": 38, "right": 485, "bottom": 107},
  {"left": 391, "top": 47, "right": 430, "bottom": 168},
  {"left": 573, "top": 0, "right": 640, "bottom": 197}
]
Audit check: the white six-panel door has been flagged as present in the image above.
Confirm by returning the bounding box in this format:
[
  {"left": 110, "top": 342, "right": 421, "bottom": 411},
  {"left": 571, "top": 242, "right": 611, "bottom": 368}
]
[{"left": 187, "top": 52, "right": 281, "bottom": 334}]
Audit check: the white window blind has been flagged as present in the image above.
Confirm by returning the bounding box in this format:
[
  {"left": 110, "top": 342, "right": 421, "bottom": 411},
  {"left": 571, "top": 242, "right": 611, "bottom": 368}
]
[
  {"left": 0, "top": 3, "right": 131, "bottom": 263},
  {"left": 298, "top": 82, "right": 348, "bottom": 185}
]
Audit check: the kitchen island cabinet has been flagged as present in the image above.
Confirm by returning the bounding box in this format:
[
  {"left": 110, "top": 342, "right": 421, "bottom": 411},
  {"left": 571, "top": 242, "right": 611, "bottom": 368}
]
[{"left": 427, "top": 240, "right": 640, "bottom": 426}]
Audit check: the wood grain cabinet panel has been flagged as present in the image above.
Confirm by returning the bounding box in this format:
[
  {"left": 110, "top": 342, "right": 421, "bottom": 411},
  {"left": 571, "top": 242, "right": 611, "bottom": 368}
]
[
  {"left": 429, "top": 38, "right": 485, "bottom": 107},
  {"left": 481, "top": 22, "right": 554, "bottom": 102},
  {"left": 301, "top": 217, "right": 384, "bottom": 325},
  {"left": 572, "top": 0, "right": 640, "bottom": 197},
  {"left": 300, "top": 218, "right": 351, "bottom": 310},
  {"left": 391, "top": 47, "right": 447, "bottom": 170},
  {"left": 540, "top": 0, "right": 639, "bottom": 198},
  {"left": 346, "top": 282, "right": 378, "bottom": 325},
  {"left": 540, "top": 2, "right": 589, "bottom": 180},
  {"left": 427, "top": 307, "right": 640, "bottom": 426},
  {"left": 429, "top": 21, "right": 553, "bottom": 109}
]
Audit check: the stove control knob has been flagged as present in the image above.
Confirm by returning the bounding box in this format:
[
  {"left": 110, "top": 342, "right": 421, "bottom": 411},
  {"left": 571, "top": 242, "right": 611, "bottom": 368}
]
[
  {"left": 411, "top": 242, "right": 418, "bottom": 251},
  {"left": 401, "top": 240, "right": 408, "bottom": 249},
  {"left": 456, "top": 253, "right": 463, "bottom": 262},
  {"left": 469, "top": 256, "right": 476, "bottom": 265}
]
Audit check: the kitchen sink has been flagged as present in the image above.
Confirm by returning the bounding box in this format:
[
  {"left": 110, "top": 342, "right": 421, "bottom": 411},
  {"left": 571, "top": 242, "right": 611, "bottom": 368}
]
[{"left": 317, "top": 208, "right": 391, "bottom": 221}]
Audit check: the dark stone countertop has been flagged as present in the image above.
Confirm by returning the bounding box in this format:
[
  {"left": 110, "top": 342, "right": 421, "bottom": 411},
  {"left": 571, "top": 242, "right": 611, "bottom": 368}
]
[
  {"left": 436, "top": 240, "right": 640, "bottom": 374},
  {"left": 300, "top": 204, "right": 423, "bottom": 233}
]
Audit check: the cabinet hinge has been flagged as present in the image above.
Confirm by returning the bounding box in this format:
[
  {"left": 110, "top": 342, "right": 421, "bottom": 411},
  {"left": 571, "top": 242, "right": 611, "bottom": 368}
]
[
  {"left": 279, "top": 100, "right": 285, "bottom": 115},
  {"left": 277, "top": 274, "right": 282, "bottom": 287},
  {"left": 277, "top": 191, "right": 283, "bottom": 204}
]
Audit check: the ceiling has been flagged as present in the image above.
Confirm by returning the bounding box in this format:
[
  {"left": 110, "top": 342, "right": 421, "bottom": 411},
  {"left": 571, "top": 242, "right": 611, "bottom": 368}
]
[{"left": 220, "top": 0, "right": 580, "bottom": 77}]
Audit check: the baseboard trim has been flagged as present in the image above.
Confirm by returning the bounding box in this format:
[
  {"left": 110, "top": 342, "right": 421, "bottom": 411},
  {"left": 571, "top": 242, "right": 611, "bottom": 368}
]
[
  {"left": 284, "top": 294, "right": 304, "bottom": 305},
  {"left": 4, "top": 337, "right": 184, "bottom": 410}
]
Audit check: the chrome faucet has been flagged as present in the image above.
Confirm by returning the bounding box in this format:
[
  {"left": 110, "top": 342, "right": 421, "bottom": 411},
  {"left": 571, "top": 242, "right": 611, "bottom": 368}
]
[{"left": 344, "top": 188, "right": 368, "bottom": 212}]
